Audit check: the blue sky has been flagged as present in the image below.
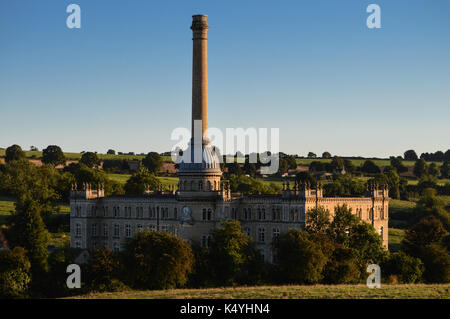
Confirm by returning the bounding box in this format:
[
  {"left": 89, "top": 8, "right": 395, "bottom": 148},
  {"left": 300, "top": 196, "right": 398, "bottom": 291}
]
[{"left": 0, "top": 0, "right": 449, "bottom": 157}]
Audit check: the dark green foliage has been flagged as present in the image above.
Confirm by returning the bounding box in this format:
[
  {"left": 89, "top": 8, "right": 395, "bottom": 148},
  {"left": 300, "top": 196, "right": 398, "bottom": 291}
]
[
  {"left": 65, "top": 163, "right": 124, "bottom": 197},
  {"left": 361, "top": 160, "right": 381, "bottom": 174},
  {"left": 327, "top": 204, "right": 359, "bottom": 245},
  {"left": 86, "top": 249, "right": 127, "bottom": 292},
  {"left": 295, "top": 171, "right": 317, "bottom": 188},
  {"left": 330, "top": 156, "right": 344, "bottom": 171},
  {"left": 404, "top": 150, "right": 418, "bottom": 161},
  {"left": 122, "top": 231, "right": 194, "bottom": 289},
  {"left": 45, "top": 246, "right": 76, "bottom": 297},
  {"left": 323, "top": 175, "right": 365, "bottom": 197},
  {"left": 403, "top": 216, "right": 447, "bottom": 248},
  {"left": 370, "top": 168, "right": 406, "bottom": 199},
  {"left": 278, "top": 156, "right": 297, "bottom": 174},
  {"left": 102, "top": 159, "right": 130, "bottom": 173},
  {"left": 275, "top": 230, "right": 329, "bottom": 284},
  {"left": 419, "top": 244, "right": 450, "bottom": 283},
  {"left": 124, "top": 168, "right": 160, "bottom": 195},
  {"left": 441, "top": 161, "right": 450, "bottom": 178},
  {"left": 307, "top": 152, "right": 316, "bottom": 158},
  {"left": 382, "top": 251, "right": 424, "bottom": 283},
  {"left": 322, "top": 151, "right": 331, "bottom": 159},
  {"left": 322, "top": 245, "right": 360, "bottom": 284},
  {"left": 0, "top": 160, "right": 60, "bottom": 206},
  {"left": 42, "top": 145, "right": 66, "bottom": 167},
  {"left": 228, "top": 174, "right": 280, "bottom": 195},
  {"left": 390, "top": 157, "right": 408, "bottom": 173},
  {"left": 305, "top": 206, "right": 330, "bottom": 234},
  {"left": 80, "top": 152, "right": 100, "bottom": 168},
  {"left": 208, "top": 221, "right": 261, "bottom": 286},
  {"left": 7, "top": 197, "right": 51, "bottom": 275},
  {"left": 142, "top": 152, "right": 163, "bottom": 174},
  {"left": 413, "top": 159, "right": 428, "bottom": 178},
  {"left": 107, "top": 149, "right": 116, "bottom": 155},
  {"left": 5, "top": 144, "right": 25, "bottom": 163},
  {"left": 0, "top": 247, "right": 31, "bottom": 298},
  {"left": 428, "top": 163, "right": 440, "bottom": 178}
]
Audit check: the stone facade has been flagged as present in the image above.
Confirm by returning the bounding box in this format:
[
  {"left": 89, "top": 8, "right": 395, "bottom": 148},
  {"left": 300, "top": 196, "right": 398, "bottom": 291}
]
[{"left": 69, "top": 15, "right": 389, "bottom": 261}]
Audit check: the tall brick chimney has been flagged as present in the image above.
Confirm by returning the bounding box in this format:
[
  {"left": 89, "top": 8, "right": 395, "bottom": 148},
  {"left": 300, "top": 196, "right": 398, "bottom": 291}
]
[{"left": 191, "top": 15, "right": 209, "bottom": 141}]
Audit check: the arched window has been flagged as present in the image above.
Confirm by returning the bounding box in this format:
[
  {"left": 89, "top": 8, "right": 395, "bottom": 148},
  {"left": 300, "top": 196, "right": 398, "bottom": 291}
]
[
  {"left": 208, "top": 181, "right": 211, "bottom": 190},
  {"left": 199, "top": 181, "right": 203, "bottom": 190}
]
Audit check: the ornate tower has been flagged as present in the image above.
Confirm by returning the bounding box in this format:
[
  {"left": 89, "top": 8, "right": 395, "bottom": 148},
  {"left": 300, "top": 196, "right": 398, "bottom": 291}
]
[{"left": 178, "top": 15, "right": 222, "bottom": 198}]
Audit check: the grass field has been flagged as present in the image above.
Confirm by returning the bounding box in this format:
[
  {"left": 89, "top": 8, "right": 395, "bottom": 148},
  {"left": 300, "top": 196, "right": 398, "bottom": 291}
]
[
  {"left": 106, "top": 174, "right": 179, "bottom": 188},
  {"left": 0, "top": 149, "right": 172, "bottom": 162},
  {"left": 71, "top": 284, "right": 450, "bottom": 299},
  {"left": 293, "top": 158, "right": 436, "bottom": 168},
  {"left": 0, "top": 196, "right": 69, "bottom": 226},
  {"left": 388, "top": 228, "right": 405, "bottom": 252}
]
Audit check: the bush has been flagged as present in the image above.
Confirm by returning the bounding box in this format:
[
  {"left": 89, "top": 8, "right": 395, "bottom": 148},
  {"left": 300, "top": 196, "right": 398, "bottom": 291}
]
[
  {"left": 420, "top": 244, "right": 450, "bottom": 283},
  {"left": 275, "top": 230, "right": 329, "bottom": 284},
  {"left": 208, "top": 221, "right": 264, "bottom": 286},
  {"left": 382, "top": 251, "right": 424, "bottom": 283},
  {"left": 322, "top": 245, "right": 360, "bottom": 284},
  {"left": 0, "top": 247, "right": 31, "bottom": 298},
  {"left": 122, "top": 231, "right": 194, "bottom": 290},
  {"left": 86, "top": 249, "right": 127, "bottom": 292}
]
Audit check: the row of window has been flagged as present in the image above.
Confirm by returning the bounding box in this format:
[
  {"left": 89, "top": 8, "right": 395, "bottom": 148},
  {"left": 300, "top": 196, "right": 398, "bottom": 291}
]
[
  {"left": 75, "top": 223, "right": 172, "bottom": 239},
  {"left": 180, "top": 180, "right": 219, "bottom": 191},
  {"left": 355, "top": 206, "right": 387, "bottom": 220},
  {"left": 75, "top": 205, "right": 178, "bottom": 220}
]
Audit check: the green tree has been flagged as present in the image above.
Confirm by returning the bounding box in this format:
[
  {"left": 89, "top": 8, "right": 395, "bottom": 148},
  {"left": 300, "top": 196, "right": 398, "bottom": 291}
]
[
  {"left": 390, "top": 157, "right": 408, "bottom": 173},
  {"left": 322, "top": 245, "right": 360, "bottom": 284},
  {"left": 107, "top": 149, "right": 116, "bottom": 155},
  {"left": 208, "top": 220, "right": 259, "bottom": 286},
  {"left": 0, "top": 247, "right": 31, "bottom": 298},
  {"left": 305, "top": 206, "right": 330, "bottom": 234},
  {"left": 142, "top": 152, "right": 163, "bottom": 174},
  {"left": 382, "top": 251, "right": 424, "bottom": 283},
  {"left": 441, "top": 161, "right": 450, "bottom": 178},
  {"left": 5, "top": 144, "right": 25, "bottom": 163},
  {"left": 46, "top": 246, "right": 76, "bottom": 297},
  {"left": 122, "top": 231, "right": 194, "bottom": 289},
  {"left": 327, "top": 204, "right": 359, "bottom": 245},
  {"left": 322, "top": 151, "right": 331, "bottom": 159},
  {"left": 275, "top": 229, "right": 329, "bottom": 284},
  {"left": 413, "top": 158, "right": 428, "bottom": 178},
  {"left": 86, "top": 249, "right": 126, "bottom": 292},
  {"left": 80, "top": 152, "right": 100, "bottom": 168},
  {"left": 124, "top": 168, "right": 160, "bottom": 195},
  {"left": 428, "top": 163, "right": 440, "bottom": 178},
  {"left": 419, "top": 244, "right": 450, "bottom": 283},
  {"left": 42, "top": 145, "right": 66, "bottom": 167},
  {"left": 307, "top": 152, "right": 317, "bottom": 158},
  {"left": 361, "top": 160, "right": 380, "bottom": 174},
  {"left": 295, "top": 171, "right": 317, "bottom": 188},
  {"left": 403, "top": 216, "right": 447, "bottom": 248},
  {"left": 331, "top": 156, "right": 345, "bottom": 171},
  {"left": 7, "top": 196, "right": 51, "bottom": 291},
  {"left": 404, "top": 149, "right": 418, "bottom": 161}
]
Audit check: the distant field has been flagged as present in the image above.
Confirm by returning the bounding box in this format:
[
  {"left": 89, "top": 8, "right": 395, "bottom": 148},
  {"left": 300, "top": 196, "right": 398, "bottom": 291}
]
[
  {"left": 0, "top": 149, "right": 172, "bottom": 162},
  {"left": 106, "top": 173, "right": 179, "bottom": 188},
  {"left": 70, "top": 284, "right": 450, "bottom": 299},
  {"left": 0, "top": 196, "right": 69, "bottom": 226},
  {"left": 295, "top": 158, "right": 421, "bottom": 167},
  {"left": 388, "top": 228, "right": 405, "bottom": 252}
]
